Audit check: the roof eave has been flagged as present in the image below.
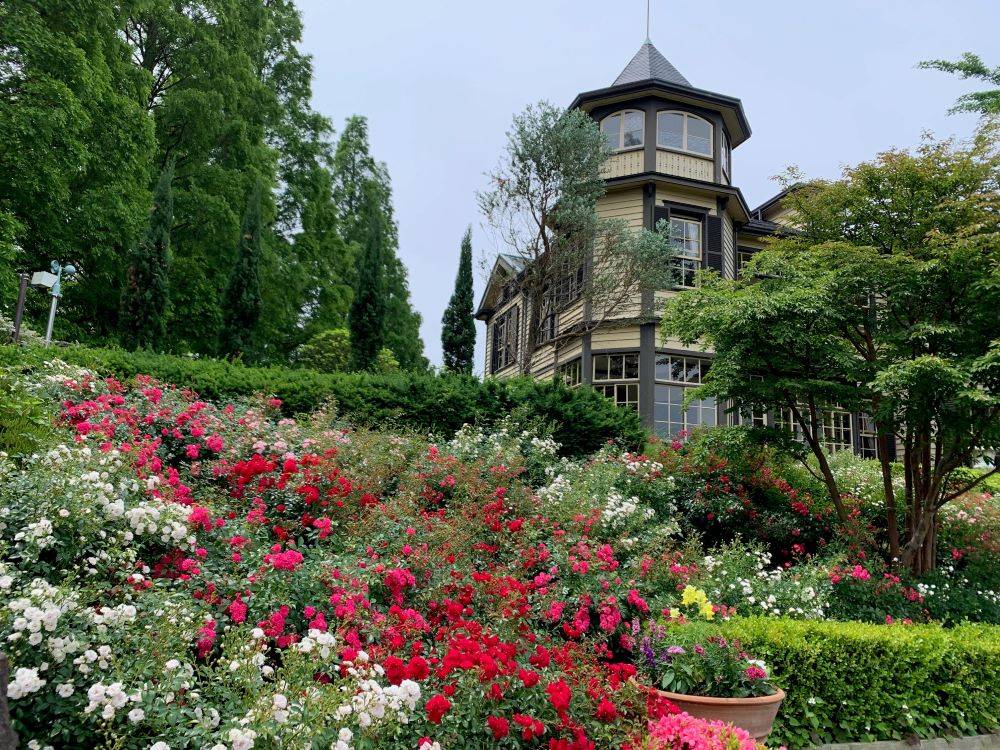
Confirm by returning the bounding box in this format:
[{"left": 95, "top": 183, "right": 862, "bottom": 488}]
[{"left": 570, "top": 79, "right": 751, "bottom": 146}]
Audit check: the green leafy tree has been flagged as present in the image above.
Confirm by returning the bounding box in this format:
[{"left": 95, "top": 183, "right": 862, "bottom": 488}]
[
  {"left": 349, "top": 184, "right": 388, "bottom": 371},
  {"left": 441, "top": 226, "right": 476, "bottom": 373},
  {"left": 0, "top": 0, "right": 155, "bottom": 341},
  {"left": 663, "top": 129, "right": 1000, "bottom": 573},
  {"left": 296, "top": 328, "right": 351, "bottom": 372},
  {"left": 121, "top": 161, "right": 174, "bottom": 350},
  {"left": 920, "top": 53, "right": 1000, "bottom": 115},
  {"left": 332, "top": 116, "right": 427, "bottom": 370},
  {"left": 373, "top": 346, "right": 400, "bottom": 374},
  {"left": 478, "top": 102, "right": 673, "bottom": 372},
  {"left": 220, "top": 181, "right": 264, "bottom": 359}
]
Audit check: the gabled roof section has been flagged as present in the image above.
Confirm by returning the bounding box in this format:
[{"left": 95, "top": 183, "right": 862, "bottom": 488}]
[
  {"left": 474, "top": 254, "right": 531, "bottom": 321},
  {"left": 613, "top": 41, "right": 691, "bottom": 88}
]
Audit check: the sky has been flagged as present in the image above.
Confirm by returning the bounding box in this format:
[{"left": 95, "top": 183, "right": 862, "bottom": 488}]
[{"left": 296, "top": 0, "right": 996, "bottom": 371}]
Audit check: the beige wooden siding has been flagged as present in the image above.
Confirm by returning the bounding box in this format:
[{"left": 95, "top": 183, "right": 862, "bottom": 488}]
[
  {"left": 735, "top": 237, "right": 768, "bottom": 250},
  {"left": 654, "top": 186, "right": 717, "bottom": 211},
  {"left": 530, "top": 343, "right": 556, "bottom": 377},
  {"left": 596, "top": 188, "right": 645, "bottom": 229},
  {"left": 656, "top": 150, "right": 713, "bottom": 182},
  {"left": 559, "top": 299, "right": 585, "bottom": 333},
  {"left": 557, "top": 339, "right": 583, "bottom": 362},
  {"left": 722, "top": 213, "right": 735, "bottom": 279},
  {"left": 591, "top": 326, "right": 641, "bottom": 351},
  {"left": 601, "top": 149, "right": 644, "bottom": 179}
]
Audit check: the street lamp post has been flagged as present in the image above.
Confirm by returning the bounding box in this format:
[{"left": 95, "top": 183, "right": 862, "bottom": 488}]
[{"left": 38, "top": 261, "right": 77, "bottom": 345}]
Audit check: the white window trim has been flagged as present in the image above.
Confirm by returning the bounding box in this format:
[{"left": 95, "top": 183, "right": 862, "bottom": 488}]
[
  {"left": 601, "top": 109, "right": 645, "bottom": 153},
  {"left": 656, "top": 110, "right": 713, "bottom": 159}
]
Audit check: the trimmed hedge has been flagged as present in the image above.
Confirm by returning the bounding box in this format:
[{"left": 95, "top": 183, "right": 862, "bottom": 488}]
[
  {"left": 721, "top": 618, "right": 1000, "bottom": 749},
  {"left": 0, "top": 344, "right": 645, "bottom": 457}
]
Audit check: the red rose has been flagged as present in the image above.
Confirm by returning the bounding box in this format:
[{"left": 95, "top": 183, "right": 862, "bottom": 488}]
[
  {"left": 487, "top": 715, "right": 510, "bottom": 739},
  {"left": 546, "top": 679, "right": 572, "bottom": 714},
  {"left": 595, "top": 698, "right": 617, "bottom": 721},
  {"left": 518, "top": 668, "right": 540, "bottom": 687},
  {"left": 407, "top": 655, "right": 430, "bottom": 681},
  {"left": 425, "top": 694, "right": 451, "bottom": 724},
  {"left": 383, "top": 655, "right": 406, "bottom": 685}
]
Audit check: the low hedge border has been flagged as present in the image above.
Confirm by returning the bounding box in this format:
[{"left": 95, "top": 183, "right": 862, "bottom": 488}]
[
  {"left": 720, "top": 618, "right": 1000, "bottom": 749},
  {"left": 0, "top": 344, "right": 645, "bottom": 457}
]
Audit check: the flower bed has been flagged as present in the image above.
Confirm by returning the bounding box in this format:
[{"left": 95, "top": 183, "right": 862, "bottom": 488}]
[{"left": 1, "top": 360, "right": 998, "bottom": 749}]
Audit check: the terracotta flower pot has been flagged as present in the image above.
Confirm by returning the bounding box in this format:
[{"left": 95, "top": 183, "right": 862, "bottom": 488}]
[{"left": 637, "top": 683, "right": 785, "bottom": 740}]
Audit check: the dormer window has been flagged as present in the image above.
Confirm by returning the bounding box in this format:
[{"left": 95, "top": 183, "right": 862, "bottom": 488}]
[
  {"left": 657, "top": 111, "right": 712, "bottom": 157},
  {"left": 601, "top": 110, "right": 644, "bottom": 152}
]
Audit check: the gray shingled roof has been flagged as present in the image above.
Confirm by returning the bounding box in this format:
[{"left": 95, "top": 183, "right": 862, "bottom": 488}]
[{"left": 613, "top": 41, "right": 690, "bottom": 88}]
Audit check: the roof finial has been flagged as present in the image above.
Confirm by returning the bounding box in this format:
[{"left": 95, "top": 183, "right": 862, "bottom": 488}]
[{"left": 645, "top": 0, "right": 651, "bottom": 42}]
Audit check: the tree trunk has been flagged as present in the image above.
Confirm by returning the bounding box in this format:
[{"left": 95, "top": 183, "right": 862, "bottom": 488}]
[
  {"left": 901, "top": 506, "right": 937, "bottom": 574},
  {"left": 876, "top": 428, "right": 900, "bottom": 562}
]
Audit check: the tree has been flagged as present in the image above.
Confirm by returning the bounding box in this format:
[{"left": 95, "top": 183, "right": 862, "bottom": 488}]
[
  {"left": 441, "top": 226, "right": 476, "bottom": 373},
  {"left": 220, "top": 181, "right": 264, "bottom": 359},
  {"left": 296, "top": 328, "right": 351, "bottom": 372},
  {"left": 663, "top": 129, "right": 1000, "bottom": 573},
  {"left": 920, "top": 53, "right": 1000, "bottom": 115},
  {"left": 478, "top": 102, "right": 673, "bottom": 373},
  {"left": 0, "top": 0, "right": 155, "bottom": 341},
  {"left": 121, "top": 161, "right": 174, "bottom": 349},
  {"left": 349, "top": 184, "right": 388, "bottom": 371}
]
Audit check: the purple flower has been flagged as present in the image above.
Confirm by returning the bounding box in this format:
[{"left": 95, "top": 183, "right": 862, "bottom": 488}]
[{"left": 666, "top": 646, "right": 686, "bottom": 656}]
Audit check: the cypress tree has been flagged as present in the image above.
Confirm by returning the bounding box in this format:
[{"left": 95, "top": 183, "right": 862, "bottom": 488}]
[
  {"left": 441, "top": 226, "right": 476, "bottom": 373},
  {"left": 349, "top": 182, "right": 387, "bottom": 370},
  {"left": 121, "top": 160, "right": 174, "bottom": 350},
  {"left": 220, "top": 180, "right": 264, "bottom": 359}
]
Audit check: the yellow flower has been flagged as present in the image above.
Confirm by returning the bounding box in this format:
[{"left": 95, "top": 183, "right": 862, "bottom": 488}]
[
  {"left": 700, "top": 601, "right": 715, "bottom": 620},
  {"left": 681, "top": 585, "right": 705, "bottom": 606},
  {"left": 668, "top": 608, "right": 681, "bottom": 620}
]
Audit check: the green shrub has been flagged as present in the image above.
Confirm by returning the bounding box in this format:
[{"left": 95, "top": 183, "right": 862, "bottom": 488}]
[
  {"left": 0, "top": 369, "right": 54, "bottom": 459},
  {"left": 0, "top": 344, "right": 645, "bottom": 457},
  {"left": 721, "top": 618, "right": 1000, "bottom": 748}
]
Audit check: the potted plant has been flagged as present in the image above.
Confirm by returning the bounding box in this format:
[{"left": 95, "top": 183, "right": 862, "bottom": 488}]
[{"left": 636, "top": 625, "right": 784, "bottom": 740}]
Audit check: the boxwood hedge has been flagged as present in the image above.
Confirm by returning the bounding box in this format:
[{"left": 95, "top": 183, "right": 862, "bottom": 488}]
[
  {"left": 0, "top": 344, "right": 645, "bottom": 457},
  {"left": 721, "top": 618, "right": 1000, "bottom": 749}
]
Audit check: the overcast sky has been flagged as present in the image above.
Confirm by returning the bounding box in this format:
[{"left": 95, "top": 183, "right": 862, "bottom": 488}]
[{"left": 296, "top": 0, "right": 994, "bottom": 370}]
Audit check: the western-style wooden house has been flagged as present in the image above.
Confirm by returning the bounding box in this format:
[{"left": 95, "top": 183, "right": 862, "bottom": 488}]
[{"left": 476, "top": 41, "right": 880, "bottom": 458}]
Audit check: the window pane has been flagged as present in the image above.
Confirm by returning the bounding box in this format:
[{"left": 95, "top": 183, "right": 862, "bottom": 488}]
[
  {"left": 685, "top": 359, "right": 701, "bottom": 383},
  {"left": 653, "top": 402, "right": 668, "bottom": 421},
  {"left": 594, "top": 355, "right": 610, "bottom": 381},
  {"left": 657, "top": 112, "right": 684, "bottom": 149},
  {"left": 624, "top": 354, "right": 639, "bottom": 379},
  {"left": 623, "top": 111, "right": 644, "bottom": 147},
  {"left": 655, "top": 355, "right": 670, "bottom": 381},
  {"left": 601, "top": 114, "right": 620, "bottom": 151},
  {"left": 700, "top": 360, "right": 711, "bottom": 380},
  {"left": 626, "top": 384, "right": 638, "bottom": 401},
  {"left": 686, "top": 117, "right": 712, "bottom": 155},
  {"left": 670, "top": 359, "right": 685, "bottom": 382}
]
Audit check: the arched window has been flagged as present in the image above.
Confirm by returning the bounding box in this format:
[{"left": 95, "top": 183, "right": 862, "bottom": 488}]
[
  {"left": 601, "top": 110, "right": 644, "bottom": 151},
  {"left": 656, "top": 111, "right": 712, "bottom": 157}
]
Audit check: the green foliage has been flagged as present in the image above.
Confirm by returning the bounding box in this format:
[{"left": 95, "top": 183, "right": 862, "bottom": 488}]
[
  {"left": 441, "top": 226, "right": 476, "bottom": 373},
  {"left": 373, "top": 347, "right": 400, "bottom": 374},
  {"left": 220, "top": 181, "right": 264, "bottom": 359},
  {"left": 333, "top": 117, "right": 427, "bottom": 371},
  {"left": 721, "top": 618, "right": 1000, "bottom": 748},
  {"left": 349, "top": 183, "right": 388, "bottom": 371},
  {"left": 920, "top": 52, "right": 1000, "bottom": 115},
  {"left": 0, "top": 370, "right": 53, "bottom": 459},
  {"left": 663, "top": 128, "right": 1000, "bottom": 571},
  {"left": 121, "top": 160, "right": 173, "bottom": 350},
  {"left": 296, "top": 328, "right": 351, "bottom": 372},
  {"left": 0, "top": 344, "right": 645, "bottom": 457}
]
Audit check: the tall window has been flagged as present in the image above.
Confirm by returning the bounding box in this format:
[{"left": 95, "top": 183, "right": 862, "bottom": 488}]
[
  {"left": 490, "top": 306, "right": 519, "bottom": 373},
  {"left": 657, "top": 111, "right": 712, "bottom": 157},
  {"left": 774, "top": 405, "right": 854, "bottom": 455},
  {"left": 737, "top": 247, "right": 757, "bottom": 277},
  {"left": 556, "top": 359, "right": 581, "bottom": 388},
  {"left": 669, "top": 216, "right": 702, "bottom": 287},
  {"left": 593, "top": 352, "right": 640, "bottom": 412},
  {"left": 652, "top": 354, "right": 716, "bottom": 437},
  {"left": 721, "top": 130, "right": 731, "bottom": 179},
  {"left": 601, "top": 110, "right": 644, "bottom": 152}
]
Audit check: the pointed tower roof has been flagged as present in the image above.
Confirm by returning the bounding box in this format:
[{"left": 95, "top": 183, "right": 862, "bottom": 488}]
[{"left": 612, "top": 41, "right": 690, "bottom": 88}]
